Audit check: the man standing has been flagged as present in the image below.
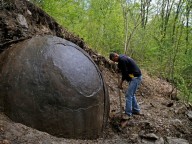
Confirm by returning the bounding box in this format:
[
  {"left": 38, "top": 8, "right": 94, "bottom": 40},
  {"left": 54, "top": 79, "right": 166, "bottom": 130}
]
[{"left": 109, "top": 52, "right": 142, "bottom": 117}]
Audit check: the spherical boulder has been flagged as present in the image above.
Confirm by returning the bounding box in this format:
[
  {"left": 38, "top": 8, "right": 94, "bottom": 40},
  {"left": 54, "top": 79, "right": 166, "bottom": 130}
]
[{"left": 0, "top": 35, "right": 109, "bottom": 139}]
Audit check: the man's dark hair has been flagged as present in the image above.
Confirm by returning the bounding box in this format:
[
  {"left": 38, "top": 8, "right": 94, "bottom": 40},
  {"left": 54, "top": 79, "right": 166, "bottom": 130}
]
[{"left": 109, "top": 52, "right": 115, "bottom": 60}]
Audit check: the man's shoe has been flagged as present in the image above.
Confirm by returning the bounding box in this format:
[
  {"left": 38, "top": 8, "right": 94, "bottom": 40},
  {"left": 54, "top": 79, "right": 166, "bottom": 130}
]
[{"left": 132, "top": 111, "right": 144, "bottom": 116}]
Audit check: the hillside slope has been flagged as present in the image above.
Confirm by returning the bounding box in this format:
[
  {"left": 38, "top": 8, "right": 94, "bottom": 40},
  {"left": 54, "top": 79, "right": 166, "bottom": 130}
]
[
  {"left": 0, "top": 0, "right": 191, "bottom": 143},
  {"left": 0, "top": 67, "right": 191, "bottom": 144}
]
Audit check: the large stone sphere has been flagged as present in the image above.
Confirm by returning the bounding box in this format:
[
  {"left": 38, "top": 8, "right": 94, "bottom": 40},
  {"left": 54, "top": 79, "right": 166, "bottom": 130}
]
[{"left": 0, "top": 35, "right": 109, "bottom": 139}]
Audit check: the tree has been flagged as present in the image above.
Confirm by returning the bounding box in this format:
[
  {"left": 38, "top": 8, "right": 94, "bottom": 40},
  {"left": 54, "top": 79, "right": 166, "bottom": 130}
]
[
  {"left": 121, "top": 0, "right": 141, "bottom": 54},
  {"left": 30, "top": 0, "right": 192, "bottom": 102},
  {"left": 140, "top": 0, "right": 151, "bottom": 29}
]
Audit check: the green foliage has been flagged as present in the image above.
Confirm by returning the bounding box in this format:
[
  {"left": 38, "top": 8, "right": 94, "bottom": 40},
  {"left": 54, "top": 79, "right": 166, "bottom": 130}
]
[
  {"left": 31, "top": 0, "right": 192, "bottom": 102},
  {"left": 174, "top": 74, "right": 192, "bottom": 102}
]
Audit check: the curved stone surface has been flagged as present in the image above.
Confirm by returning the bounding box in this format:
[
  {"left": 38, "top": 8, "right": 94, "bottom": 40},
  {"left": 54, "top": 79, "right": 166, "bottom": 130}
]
[{"left": 0, "top": 35, "right": 109, "bottom": 139}]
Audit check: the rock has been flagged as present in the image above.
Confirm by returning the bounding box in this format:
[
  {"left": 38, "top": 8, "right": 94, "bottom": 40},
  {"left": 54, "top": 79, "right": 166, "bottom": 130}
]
[
  {"left": 186, "top": 111, "right": 192, "bottom": 121},
  {"left": 140, "top": 135, "right": 164, "bottom": 144},
  {"left": 170, "top": 119, "right": 182, "bottom": 125},
  {"left": 16, "top": 14, "right": 28, "bottom": 28},
  {"left": 0, "top": 35, "right": 109, "bottom": 139},
  {"left": 141, "top": 139, "right": 157, "bottom": 144},
  {"left": 166, "top": 137, "right": 189, "bottom": 144},
  {"left": 155, "top": 137, "right": 164, "bottom": 144},
  {"left": 140, "top": 133, "right": 159, "bottom": 140},
  {"left": 162, "top": 101, "right": 174, "bottom": 107},
  {"left": 27, "top": 9, "right": 32, "bottom": 15}
]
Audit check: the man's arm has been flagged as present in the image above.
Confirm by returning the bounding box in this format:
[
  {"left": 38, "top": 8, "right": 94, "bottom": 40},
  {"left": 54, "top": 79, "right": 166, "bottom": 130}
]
[{"left": 120, "top": 58, "right": 129, "bottom": 82}]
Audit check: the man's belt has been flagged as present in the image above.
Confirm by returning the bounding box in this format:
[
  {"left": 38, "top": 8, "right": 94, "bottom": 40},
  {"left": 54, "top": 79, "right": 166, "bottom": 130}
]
[{"left": 129, "top": 74, "right": 141, "bottom": 78}]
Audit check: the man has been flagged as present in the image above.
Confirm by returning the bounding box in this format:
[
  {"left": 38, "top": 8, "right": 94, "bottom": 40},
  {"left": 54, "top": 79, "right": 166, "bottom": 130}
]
[{"left": 109, "top": 52, "right": 142, "bottom": 117}]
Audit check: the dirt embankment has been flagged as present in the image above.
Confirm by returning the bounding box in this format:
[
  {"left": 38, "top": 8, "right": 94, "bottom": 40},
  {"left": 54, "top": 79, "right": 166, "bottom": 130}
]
[
  {"left": 0, "top": 0, "right": 113, "bottom": 70},
  {"left": 0, "top": 0, "right": 191, "bottom": 144}
]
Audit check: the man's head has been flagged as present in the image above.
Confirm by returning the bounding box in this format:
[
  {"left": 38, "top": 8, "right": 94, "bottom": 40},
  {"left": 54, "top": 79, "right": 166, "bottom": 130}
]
[{"left": 109, "top": 52, "right": 119, "bottom": 62}]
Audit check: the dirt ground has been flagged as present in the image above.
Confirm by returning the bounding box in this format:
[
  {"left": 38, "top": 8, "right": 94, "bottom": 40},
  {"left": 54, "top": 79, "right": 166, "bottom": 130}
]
[
  {"left": 0, "top": 0, "right": 192, "bottom": 144},
  {"left": 0, "top": 67, "right": 191, "bottom": 144}
]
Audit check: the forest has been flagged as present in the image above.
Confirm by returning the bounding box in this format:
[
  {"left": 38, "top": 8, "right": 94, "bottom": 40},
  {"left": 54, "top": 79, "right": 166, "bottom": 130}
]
[
  {"left": 31, "top": 0, "right": 192, "bottom": 102},
  {"left": 0, "top": 0, "right": 192, "bottom": 143}
]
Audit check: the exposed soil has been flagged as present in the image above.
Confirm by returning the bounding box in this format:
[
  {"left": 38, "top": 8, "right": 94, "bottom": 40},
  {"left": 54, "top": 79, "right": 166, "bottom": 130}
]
[{"left": 0, "top": 0, "right": 192, "bottom": 144}]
